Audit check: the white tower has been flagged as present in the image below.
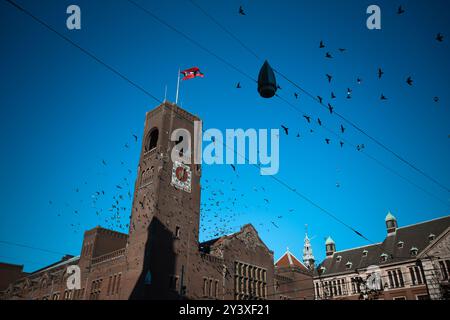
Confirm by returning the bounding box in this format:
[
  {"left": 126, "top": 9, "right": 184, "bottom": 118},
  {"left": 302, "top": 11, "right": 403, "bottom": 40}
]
[{"left": 303, "top": 224, "right": 315, "bottom": 269}]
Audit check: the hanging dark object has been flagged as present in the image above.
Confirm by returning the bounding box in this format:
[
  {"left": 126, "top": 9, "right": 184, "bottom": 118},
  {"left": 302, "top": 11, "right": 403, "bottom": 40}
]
[{"left": 257, "top": 60, "right": 277, "bottom": 98}]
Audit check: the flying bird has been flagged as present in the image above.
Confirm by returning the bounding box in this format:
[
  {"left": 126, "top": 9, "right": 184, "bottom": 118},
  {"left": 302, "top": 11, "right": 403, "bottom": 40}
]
[
  {"left": 436, "top": 33, "right": 444, "bottom": 42},
  {"left": 230, "top": 164, "right": 236, "bottom": 172},
  {"left": 433, "top": 96, "right": 440, "bottom": 103},
  {"left": 133, "top": 134, "right": 138, "bottom": 142},
  {"left": 340, "top": 141, "right": 344, "bottom": 148},
  {"left": 338, "top": 48, "right": 347, "bottom": 53},
  {"left": 357, "top": 78, "right": 362, "bottom": 84},
  {"left": 317, "top": 118, "right": 322, "bottom": 126},
  {"left": 325, "top": 138, "right": 331, "bottom": 145},
  {"left": 281, "top": 125, "right": 289, "bottom": 135},
  {"left": 294, "top": 92, "right": 299, "bottom": 99},
  {"left": 340, "top": 125, "right": 345, "bottom": 133},
  {"left": 238, "top": 6, "right": 246, "bottom": 16},
  {"left": 317, "top": 96, "right": 323, "bottom": 104},
  {"left": 236, "top": 82, "right": 241, "bottom": 88},
  {"left": 331, "top": 92, "right": 336, "bottom": 99},
  {"left": 326, "top": 74, "right": 333, "bottom": 83},
  {"left": 319, "top": 40, "right": 325, "bottom": 48},
  {"left": 303, "top": 115, "right": 311, "bottom": 123},
  {"left": 328, "top": 103, "right": 334, "bottom": 114},
  {"left": 346, "top": 88, "right": 352, "bottom": 99},
  {"left": 397, "top": 6, "right": 405, "bottom": 14},
  {"left": 380, "top": 94, "right": 388, "bottom": 100},
  {"left": 325, "top": 52, "right": 333, "bottom": 59},
  {"left": 406, "top": 76, "right": 413, "bottom": 86},
  {"left": 378, "top": 68, "right": 384, "bottom": 79}
]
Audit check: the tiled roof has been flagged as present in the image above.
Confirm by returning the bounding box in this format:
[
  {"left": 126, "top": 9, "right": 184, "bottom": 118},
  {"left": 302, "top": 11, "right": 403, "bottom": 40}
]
[
  {"left": 316, "top": 215, "right": 450, "bottom": 277},
  {"left": 275, "top": 250, "right": 308, "bottom": 272}
]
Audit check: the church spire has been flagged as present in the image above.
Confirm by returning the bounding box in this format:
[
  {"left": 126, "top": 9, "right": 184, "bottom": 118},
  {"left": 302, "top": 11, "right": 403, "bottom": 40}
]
[{"left": 303, "top": 224, "right": 315, "bottom": 269}]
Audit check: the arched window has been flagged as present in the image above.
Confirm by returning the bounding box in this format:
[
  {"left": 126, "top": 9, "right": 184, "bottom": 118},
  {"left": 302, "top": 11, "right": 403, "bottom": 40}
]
[
  {"left": 175, "top": 135, "right": 184, "bottom": 157},
  {"left": 146, "top": 128, "right": 159, "bottom": 151}
]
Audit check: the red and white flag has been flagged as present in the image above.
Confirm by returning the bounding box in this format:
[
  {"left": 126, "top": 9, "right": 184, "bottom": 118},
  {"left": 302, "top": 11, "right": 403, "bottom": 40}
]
[{"left": 180, "top": 67, "right": 204, "bottom": 80}]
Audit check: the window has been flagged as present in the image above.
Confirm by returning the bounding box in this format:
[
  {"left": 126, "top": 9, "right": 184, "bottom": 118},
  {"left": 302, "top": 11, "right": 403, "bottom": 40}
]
[
  {"left": 107, "top": 276, "right": 112, "bottom": 296},
  {"left": 381, "top": 253, "right": 388, "bottom": 262},
  {"left": 351, "top": 278, "right": 357, "bottom": 294},
  {"left": 203, "top": 278, "right": 208, "bottom": 297},
  {"left": 234, "top": 261, "right": 267, "bottom": 300},
  {"left": 439, "top": 261, "right": 448, "bottom": 280},
  {"left": 428, "top": 233, "right": 435, "bottom": 241},
  {"left": 416, "top": 294, "right": 429, "bottom": 300},
  {"left": 393, "top": 296, "right": 406, "bottom": 300},
  {"left": 397, "top": 241, "right": 404, "bottom": 248},
  {"left": 410, "top": 247, "right": 418, "bottom": 257},
  {"left": 146, "top": 128, "right": 159, "bottom": 151},
  {"left": 209, "top": 279, "right": 213, "bottom": 297},
  {"left": 386, "top": 220, "right": 396, "bottom": 230},
  {"left": 362, "top": 250, "right": 368, "bottom": 257},
  {"left": 89, "top": 278, "right": 103, "bottom": 300},
  {"left": 397, "top": 269, "right": 404, "bottom": 287},
  {"left": 336, "top": 255, "right": 342, "bottom": 262},
  {"left": 345, "top": 261, "right": 352, "bottom": 269},
  {"left": 337, "top": 279, "right": 342, "bottom": 295},
  {"left": 175, "top": 226, "right": 181, "bottom": 239},
  {"left": 387, "top": 269, "right": 404, "bottom": 288},
  {"left": 409, "top": 265, "right": 424, "bottom": 285},
  {"left": 214, "top": 280, "right": 219, "bottom": 298},
  {"left": 112, "top": 275, "right": 117, "bottom": 294},
  {"left": 116, "top": 273, "right": 121, "bottom": 294},
  {"left": 175, "top": 135, "right": 184, "bottom": 157}
]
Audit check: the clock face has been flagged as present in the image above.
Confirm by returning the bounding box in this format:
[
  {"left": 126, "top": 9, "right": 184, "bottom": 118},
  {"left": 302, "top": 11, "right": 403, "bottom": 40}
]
[
  {"left": 171, "top": 161, "right": 191, "bottom": 193},
  {"left": 175, "top": 166, "right": 188, "bottom": 182}
]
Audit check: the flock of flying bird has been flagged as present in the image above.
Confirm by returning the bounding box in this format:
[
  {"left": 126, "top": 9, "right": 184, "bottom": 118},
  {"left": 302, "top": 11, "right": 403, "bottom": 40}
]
[
  {"left": 47, "top": 4, "right": 446, "bottom": 243},
  {"left": 49, "top": 136, "right": 139, "bottom": 234},
  {"left": 234, "top": 4, "right": 444, "bottom": 149}
]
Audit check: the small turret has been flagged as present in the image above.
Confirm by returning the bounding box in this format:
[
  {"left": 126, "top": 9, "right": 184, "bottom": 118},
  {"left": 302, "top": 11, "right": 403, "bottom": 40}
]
[
  {"left": 385, "top": 211, "right": 398, "bottom": 234},
  {"left": 325, "top": 236, "right": 336, "bottom": 257}
]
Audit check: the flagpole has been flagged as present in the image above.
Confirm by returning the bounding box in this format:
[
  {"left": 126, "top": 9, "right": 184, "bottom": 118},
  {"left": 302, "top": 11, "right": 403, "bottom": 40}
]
[{"left": 175, "top": 68, "right": 180, "bottom": 105}]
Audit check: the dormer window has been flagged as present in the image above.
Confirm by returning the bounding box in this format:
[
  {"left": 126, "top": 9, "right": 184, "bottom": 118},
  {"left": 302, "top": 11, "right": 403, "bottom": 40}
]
[
  {"left": 336, "top": 256, "right": 342, "bottom": 262},
  {"left": 397, "top": 241, "right": 404, "bottom": 248},
  {"left": 428, "top": 234, "right": 435, "bottom": 241},
  {"left": 319, "top": 266, "right": 326, "bottom": 274},
  {"left": 362, "top": 250, "right": 368, "bottom": 257},
  {"left": 410, "top": 247, "right": 418, "bottom": 257},
  {"left": 381, "top": 253, "right": 388, "bottom": 262},
  {"left": 346, "top": 261, "right": 352, "bottom": 269}
]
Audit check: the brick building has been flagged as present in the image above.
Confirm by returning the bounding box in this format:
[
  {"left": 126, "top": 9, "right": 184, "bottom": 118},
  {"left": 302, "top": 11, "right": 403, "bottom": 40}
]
[
  {"left": 313, "top": 213, "right": 450, "bottom": 300},
  {"left": 0, "top": 102, "right": 314, "bottom": 300}
]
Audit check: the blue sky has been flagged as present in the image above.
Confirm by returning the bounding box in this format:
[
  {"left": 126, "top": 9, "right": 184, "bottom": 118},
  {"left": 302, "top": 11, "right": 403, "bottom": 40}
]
[{"left": 0, "top": 0, "right": 449, "bottom": 272}]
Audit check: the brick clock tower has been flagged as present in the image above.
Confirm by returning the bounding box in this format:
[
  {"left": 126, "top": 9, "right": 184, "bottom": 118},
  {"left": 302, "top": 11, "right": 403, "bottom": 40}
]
[{"left": 121, "top": 101, "right": 202, "bottom": 299}]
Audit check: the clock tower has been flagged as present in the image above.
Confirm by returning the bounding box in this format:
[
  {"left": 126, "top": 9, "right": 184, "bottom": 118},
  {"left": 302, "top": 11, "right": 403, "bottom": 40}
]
[{"left": 121, "top": 101, "right": 202, "bottom": 299}]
